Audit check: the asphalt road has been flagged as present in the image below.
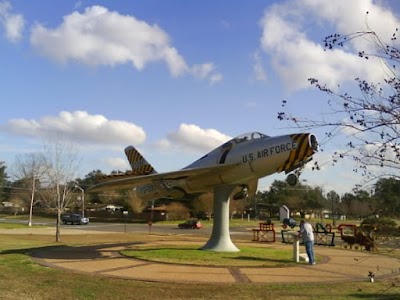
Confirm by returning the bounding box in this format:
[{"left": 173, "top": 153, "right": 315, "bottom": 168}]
[
  {"left": 0, "top": 217, "right": 252, "bottom": 239},
  {"left": 62, "top": 222, "right": 252, "bottom": 239}
]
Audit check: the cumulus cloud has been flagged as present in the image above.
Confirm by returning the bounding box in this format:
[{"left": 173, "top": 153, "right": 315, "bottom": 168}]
[
  {"left": 30, "top": 5, "right": 221, "bottom": 84},
  {"left": 157, "top": 123, "right": 231, "bottom": 153},
  {"left": 1, "top": 111, "right": 146, "bottom": 146},
  {"left": 102, "top": 157, "right": 130, "bottom": 171},
  {"left": 191, "top": 63, "right": 223, "bottom": 85},
  {"left": 251, "top": 50, "right": 267, "bottom": 82},
  {"left": 0, "top": 1, "right": 25, "bottom": 42},
  {"left": 259, "top": 0, "right": 400, "bottom": 92}
]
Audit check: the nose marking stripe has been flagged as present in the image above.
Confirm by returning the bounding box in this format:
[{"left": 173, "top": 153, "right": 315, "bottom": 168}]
[
  {"left": 278, "top": 134, "right": 312, "bottom": 173},
  {"left": 292, "top": 134, "right": 308, "bottom": 163}
]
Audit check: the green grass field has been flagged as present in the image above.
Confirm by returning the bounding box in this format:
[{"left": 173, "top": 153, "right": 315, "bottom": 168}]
[
  {"left": 122, "top": 245, "right": 294, "bottom": 267},
  {"left": 0, "top": 223, "right": 400, "bottom": 300}
]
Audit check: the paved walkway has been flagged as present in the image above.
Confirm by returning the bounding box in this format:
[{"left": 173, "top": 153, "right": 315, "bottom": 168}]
[{"left": 31, "top": 240, "right": 400, "bottom": 284}]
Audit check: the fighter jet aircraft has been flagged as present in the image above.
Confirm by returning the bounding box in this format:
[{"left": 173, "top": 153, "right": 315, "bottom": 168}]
[{"left": 88, "top": 132, "right": 318, "bottom": 200}]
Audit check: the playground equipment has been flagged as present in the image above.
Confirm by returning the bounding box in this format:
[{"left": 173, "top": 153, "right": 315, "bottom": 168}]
[
  {"left": 281, "top": 222, "right": 335, "bottom": 247},
  {"left": 338, "top": 224, "right": 375, "bottom": 251},
  {"left": 252, "top": 222, "right": 276, "bottom": 242},
  {"left": 314, "top": 223, "right": 335, "bottom": 246}
]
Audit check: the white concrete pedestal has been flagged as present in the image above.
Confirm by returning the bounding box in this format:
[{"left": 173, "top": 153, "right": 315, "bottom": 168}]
[
  {"left": 290, "top": 233, "right": 308, "bottom": 263},
  {"left": 201, "top": 185, "right": 239, "bottom": 252}
]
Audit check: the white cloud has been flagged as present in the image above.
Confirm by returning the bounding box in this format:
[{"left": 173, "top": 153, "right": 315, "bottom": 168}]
[
  {"left": 0, "top": 1, "right": 24, "bottom": 42},
  {"left": 209, "top": 73, "right": 223, "bottom": 85},
  {"left": 359, "top": 142, "right": 400, "bottom": 171},
  {"left": 1, "top": 111, "right": 146, "bottom": 147},
  {"left": 259, "top": 0, "right": 400, "bottom": 92},
  {"left": 30, "top": 5, "right": 221, "bottom": 84},
  {"left": 191, "top": 63, "right": 223, "bottom": 85},
  {"left": 102, "top": 157, "right": 130, "bottom": 171},
  {"left": 252, "top": 50, "right": 267, "bottom": 82},
  {"left": 299, "top": 149, "right": 361, "bottom": 194},
  {"left": 257, "top": 147, "right": 362, "bottom": 195},
  {"left": 160, "top": 123, "right": 232, "bottom": 153}
]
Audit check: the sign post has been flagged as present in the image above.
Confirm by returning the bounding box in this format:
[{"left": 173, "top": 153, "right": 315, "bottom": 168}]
[
  {"left": 123, "top": 211, "right": 128, "bottom": 233},
  {"left": 291, "top": 233, "right": 300, "bottom": 263}
]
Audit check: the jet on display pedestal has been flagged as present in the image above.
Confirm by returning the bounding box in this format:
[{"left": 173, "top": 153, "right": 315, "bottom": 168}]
[{"left": 88, "top": 131, "right": 318, "bottom": 252}]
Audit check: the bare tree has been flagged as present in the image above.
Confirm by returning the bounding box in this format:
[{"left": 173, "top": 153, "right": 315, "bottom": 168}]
[
  {"left": 8, "top": 196, "right": 24, "bottom": 216},
  {"left": 327, "top": 190, "right": 340, "bottom": 226},
  {"left": 278, "top": 26, "right": 400, "bottom": 185},
  {"left": 13, "top": 153, "right": 47, "bottom": 226},
  {"left": 126, "top": 190, "right": 146, "bottom": 213},
  {"left": 192, "top": 192, "right": 213, "bottom": 219},
  {"left": 41, "top": 139, "right": 80, "bottom": 242},
  {"left": 166, "top": 202, "right": 190, "bottom": 220}
]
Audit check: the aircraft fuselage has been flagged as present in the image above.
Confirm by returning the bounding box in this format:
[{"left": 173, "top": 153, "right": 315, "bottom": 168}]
[{"left": 134, "top": 132, "right": 317, "bottom": 201}]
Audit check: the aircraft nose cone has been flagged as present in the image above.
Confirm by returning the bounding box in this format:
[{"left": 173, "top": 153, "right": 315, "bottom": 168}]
[{"left": 309, "top": 134, "right": 318, "bottom": 152}]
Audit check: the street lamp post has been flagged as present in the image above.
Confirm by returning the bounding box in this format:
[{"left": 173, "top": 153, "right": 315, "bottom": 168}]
[{"left": 75, "top": 185, "right": 85, "bottom": 217}]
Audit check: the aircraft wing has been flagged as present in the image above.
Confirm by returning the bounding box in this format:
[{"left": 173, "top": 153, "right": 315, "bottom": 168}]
[{"left": 87, "top": 163, "right": 240, "bottom": 193}]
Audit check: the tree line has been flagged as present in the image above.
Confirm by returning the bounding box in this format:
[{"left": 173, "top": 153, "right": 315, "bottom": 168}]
[
  {"left": 2, "top": 155, "right": 399, "bottom": 225},
  {"left": 254, "top": 178, "right": 400, "bottom": 220}
]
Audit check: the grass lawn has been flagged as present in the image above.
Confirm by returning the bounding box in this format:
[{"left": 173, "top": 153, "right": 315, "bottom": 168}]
[
  {"left": 0, "top": 227, "right": 400, "bottom": 299},
  {"left": 122, "top": 245, "right": 294, "bottom": 267}
]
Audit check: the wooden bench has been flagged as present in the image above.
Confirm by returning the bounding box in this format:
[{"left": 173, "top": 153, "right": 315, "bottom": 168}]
[{"left": 252, "top": 223, "right": 276, "bottom": 242}]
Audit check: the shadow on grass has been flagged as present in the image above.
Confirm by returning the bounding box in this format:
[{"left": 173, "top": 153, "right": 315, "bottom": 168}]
[
  {"left": 0, "top": 242, "right": 144, "bottom": 260},
  {"left": 129, "top": 247, "right": 208, "bottom": 252},
  {"left": 348, "top": 294, "right": 400, "bottom": 299},
  {"left": 2, "top": 243, "right": 293, "bottom": 268},
  {"left": 231, "top": 255, "right": 291, "bottom": 264}
]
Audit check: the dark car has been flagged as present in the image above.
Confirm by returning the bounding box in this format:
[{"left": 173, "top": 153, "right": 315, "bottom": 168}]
[
  {"left": 178, "top": 220, "right": 203, "bottom": 229},
  {"left": 282, "top": 217, "right": 297, "bottom": 229},
  {"left": 61, "top": 213, "right": 89, "bottom": 225}
]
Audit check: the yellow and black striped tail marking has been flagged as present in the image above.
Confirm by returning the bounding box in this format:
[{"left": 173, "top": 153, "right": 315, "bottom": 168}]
[
  {"left": 124, "top": 146, "right": 156, "bottom": 175},
  {"left": 277, "top": 134, "right": 315, "bottom": 173}
]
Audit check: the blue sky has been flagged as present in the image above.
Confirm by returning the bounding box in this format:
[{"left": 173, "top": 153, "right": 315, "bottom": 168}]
[{"left": 0, "top": 0, "right": 399, "bottom": 195}]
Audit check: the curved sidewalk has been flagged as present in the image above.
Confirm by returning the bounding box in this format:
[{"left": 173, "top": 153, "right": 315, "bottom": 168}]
[{"left": 31, "top": 243, "right": 400, "bottom": 284}]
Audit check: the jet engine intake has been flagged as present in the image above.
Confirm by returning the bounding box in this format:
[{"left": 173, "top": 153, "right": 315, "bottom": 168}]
[{"left": 286, "top": 173, "right": 298, "bottom": 186}]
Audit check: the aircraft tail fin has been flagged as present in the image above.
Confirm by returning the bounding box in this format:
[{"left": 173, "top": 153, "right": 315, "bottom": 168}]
[{"left": 124, "top": 146, "right": 157, "bottom": 175}]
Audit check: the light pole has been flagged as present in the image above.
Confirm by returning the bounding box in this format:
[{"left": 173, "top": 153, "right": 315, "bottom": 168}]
[
  {"left": 75, "top": 185, "right": 85, "bottom": 217},
  {"left": 148, "top": 199, "right": 155, "bottom": 234}
]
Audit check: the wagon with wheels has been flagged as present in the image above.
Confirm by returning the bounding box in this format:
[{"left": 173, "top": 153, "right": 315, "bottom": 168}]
[{"left": 338, "top": 224, "right": 375, "bottom": 251}]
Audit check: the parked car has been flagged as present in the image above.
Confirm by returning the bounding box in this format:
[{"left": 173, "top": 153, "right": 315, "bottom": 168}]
[
  {"left": 178, "top": 220, "right": 202, "bottom": 229},
  {"left": 282, "top": 217, "right": 297, "bottom": 229},
  {"left": 61, "top": 213, "right": 89, "bottom": 225}
]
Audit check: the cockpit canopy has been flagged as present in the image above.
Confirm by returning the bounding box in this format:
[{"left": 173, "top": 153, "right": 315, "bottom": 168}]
[{"left": 232, "top": 132, "right": 269, "bottom": 144}]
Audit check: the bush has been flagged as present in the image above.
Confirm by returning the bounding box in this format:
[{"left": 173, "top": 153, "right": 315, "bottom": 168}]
[{"left": 361, "top": 217, "right": 398, "bottom": 236}]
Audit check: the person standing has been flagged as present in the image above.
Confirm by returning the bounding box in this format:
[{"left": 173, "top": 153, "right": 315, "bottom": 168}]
[{"left": 300, "top": 220, "right": 315, "bottom": 265}]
